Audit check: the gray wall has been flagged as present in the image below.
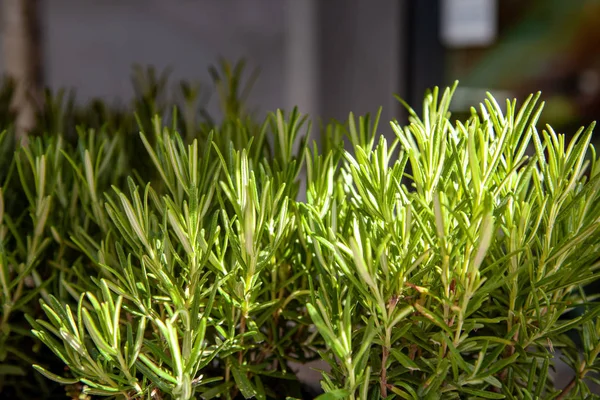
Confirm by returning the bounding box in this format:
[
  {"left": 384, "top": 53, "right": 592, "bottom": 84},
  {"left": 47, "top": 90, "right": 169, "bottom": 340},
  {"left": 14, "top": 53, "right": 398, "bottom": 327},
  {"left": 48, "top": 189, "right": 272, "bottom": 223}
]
[
  {"left": 318, "top": 0, "right": 401, "bottom": 128},
  {"left": 41, "top": 0, "right": 287, "bottom": 118},
  {"left": 1, "top": 0, "right": 403, "bottom": 125}
]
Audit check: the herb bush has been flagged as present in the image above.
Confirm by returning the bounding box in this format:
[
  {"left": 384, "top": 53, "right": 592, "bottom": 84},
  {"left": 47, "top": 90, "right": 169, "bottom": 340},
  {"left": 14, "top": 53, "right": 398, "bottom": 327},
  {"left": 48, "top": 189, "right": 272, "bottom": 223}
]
[{"left": 1, "top": 63, "right": 600, "bottom": 399}]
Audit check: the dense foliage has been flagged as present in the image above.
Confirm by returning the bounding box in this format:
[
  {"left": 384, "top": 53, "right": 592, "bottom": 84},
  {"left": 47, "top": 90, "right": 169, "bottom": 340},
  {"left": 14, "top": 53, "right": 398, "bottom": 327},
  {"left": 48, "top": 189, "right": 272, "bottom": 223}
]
[{"left": 1, "top": 62, "right": 600, "bottom": 399}]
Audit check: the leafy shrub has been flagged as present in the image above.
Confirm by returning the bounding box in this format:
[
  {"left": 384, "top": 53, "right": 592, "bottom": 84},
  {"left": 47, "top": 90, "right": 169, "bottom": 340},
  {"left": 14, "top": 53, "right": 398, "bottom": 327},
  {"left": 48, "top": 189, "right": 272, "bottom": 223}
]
[
  {"left": 304, "top": 87, "right": 600, "bottom": 399},
  {"left": 1, "top": 65, "right": 600, "bottom": 399}
]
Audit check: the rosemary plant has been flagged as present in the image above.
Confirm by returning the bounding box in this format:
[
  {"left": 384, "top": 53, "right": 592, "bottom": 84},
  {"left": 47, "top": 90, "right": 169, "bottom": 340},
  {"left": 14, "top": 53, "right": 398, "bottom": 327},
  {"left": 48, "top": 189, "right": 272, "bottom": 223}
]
[
  {"left": 1, "top": 65, "right": 600, "bottom": 399},
  {"left": 304, "top": 85, "right": 600, "bottom": 399}
]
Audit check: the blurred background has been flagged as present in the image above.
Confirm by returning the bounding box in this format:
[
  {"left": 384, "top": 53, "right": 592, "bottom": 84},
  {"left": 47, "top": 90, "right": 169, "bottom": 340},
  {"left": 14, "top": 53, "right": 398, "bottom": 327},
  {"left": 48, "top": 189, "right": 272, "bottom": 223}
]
[
  {"left": 1, "top": 0, "right": 600, "bottom": 392},
  {"left": 1, "top": 0, "right": 599, "bottom": 137}
]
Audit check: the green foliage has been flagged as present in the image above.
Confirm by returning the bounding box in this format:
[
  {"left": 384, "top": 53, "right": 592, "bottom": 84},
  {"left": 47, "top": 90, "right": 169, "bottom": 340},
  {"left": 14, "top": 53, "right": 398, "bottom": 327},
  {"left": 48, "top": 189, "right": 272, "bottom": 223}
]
[
  {"left": 304, "top": 85, "right": 600, "bottom": 399},
  {"left": 1, "top": 62, "right": 600, "bottom": 400}
]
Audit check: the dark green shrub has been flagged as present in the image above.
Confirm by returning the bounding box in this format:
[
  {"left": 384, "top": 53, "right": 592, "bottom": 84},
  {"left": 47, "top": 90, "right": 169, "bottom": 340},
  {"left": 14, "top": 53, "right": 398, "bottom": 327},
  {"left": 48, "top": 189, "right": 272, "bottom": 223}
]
[{"left": 1, "top": 64, "right": 600, "bottom": 399}]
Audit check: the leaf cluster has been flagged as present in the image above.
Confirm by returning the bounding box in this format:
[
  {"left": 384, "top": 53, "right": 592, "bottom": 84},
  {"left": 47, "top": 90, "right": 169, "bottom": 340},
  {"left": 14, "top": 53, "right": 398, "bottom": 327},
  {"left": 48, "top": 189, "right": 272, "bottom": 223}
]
[
  {"left": 1, "top": 66, "right": 600, "bottom": 400},
  {"left": 304, "top": 85, "right": 600, "bottom": 399}
]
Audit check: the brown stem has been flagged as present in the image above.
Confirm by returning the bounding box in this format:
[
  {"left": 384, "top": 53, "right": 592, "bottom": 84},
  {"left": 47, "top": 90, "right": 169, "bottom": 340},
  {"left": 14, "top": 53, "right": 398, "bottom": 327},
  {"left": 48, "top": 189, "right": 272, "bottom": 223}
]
[
  {"left": 381, "top": 346, "right": 389, "bottom": 397},
  {"left": 557, "top": 361, "right": 587, "bottom": 400},
  {"left": 499, "top": 329, "right": 519, "bottom": 382},
  {"left": 408, "top": 343, "right": 417, "bottom": 360},
  {"left": 556, "top": 376, "right": 577, "bottom": 400}
]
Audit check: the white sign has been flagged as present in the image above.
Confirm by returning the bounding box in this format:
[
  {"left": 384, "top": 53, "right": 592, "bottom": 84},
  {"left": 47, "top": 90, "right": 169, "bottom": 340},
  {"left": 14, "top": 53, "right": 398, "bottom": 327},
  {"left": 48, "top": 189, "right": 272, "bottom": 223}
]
[{"left": 440, "top": 0, "right": 497, "bottom": 47}]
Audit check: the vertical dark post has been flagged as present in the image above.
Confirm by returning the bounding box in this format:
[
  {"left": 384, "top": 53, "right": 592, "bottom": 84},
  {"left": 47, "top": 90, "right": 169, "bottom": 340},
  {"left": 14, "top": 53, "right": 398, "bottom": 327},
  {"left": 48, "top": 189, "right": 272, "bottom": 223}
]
[{"left": 404, "top": 0, "right": 445, "bottom": 112}]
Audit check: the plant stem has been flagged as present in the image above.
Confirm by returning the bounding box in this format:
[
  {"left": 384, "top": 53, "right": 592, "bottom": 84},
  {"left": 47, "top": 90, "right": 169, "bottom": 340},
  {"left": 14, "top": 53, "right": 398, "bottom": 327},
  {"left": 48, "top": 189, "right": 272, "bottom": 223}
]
[
  {"left": 556, "top": 377, "right": 577, "bottom": 400},
  {"left": 381, "top": 346, "right": 389, "bottom": 397},
  {"left": 499, "top": 329, "right": 518, "bottom": 383},
  {"left": 557, "top": 361, "right": 587, "bottom": 400},
  {"left": 225, "top": 361, "right": 232, "bottom": 400},
  {"left": 239, "top": 312, "right": 246, "bottom": 364}
]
